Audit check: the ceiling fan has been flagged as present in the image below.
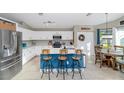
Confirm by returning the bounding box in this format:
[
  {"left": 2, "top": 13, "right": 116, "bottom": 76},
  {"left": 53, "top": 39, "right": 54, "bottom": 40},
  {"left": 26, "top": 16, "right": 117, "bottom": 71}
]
[
  {"left": 38, "top": 13, "right": 44, "bottom": 16},
  {"left": 43, "top": 21, "right": 55, "bottom": 24},
  {"left": 86, "top": 13, "right": 92, "bottom": 16}
]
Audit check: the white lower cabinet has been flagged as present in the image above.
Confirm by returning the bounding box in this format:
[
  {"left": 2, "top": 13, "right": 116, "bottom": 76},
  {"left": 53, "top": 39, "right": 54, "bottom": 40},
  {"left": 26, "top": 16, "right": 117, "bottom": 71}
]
[
  {"left": 22, "top": 46, "right": 42, "bottom": 65},
  {"left": 35, "top": 46, "right": 41, "bottom": 55},
  {"left": 22, "top": 46, "right": 37, "bottom": 65}
]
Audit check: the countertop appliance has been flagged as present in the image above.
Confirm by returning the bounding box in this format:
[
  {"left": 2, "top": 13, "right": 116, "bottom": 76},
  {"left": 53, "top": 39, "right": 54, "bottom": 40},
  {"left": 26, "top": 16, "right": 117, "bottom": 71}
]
[
  {"left": 53, "top": 35, "right": 62, "bottom": 40},
  {"left": 0, "top": 30, "right": 22, "bottom": 80},
  {"left": 52, "top": 35, "right": 62, "bottom": 48},
  {"left": 53, "top": 42, "right": 61, "bottom": 48}
]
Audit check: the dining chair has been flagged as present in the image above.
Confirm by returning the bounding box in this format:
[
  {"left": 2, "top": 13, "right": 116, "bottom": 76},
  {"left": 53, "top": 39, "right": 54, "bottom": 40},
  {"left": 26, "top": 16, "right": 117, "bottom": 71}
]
[
  {"left": 94, "top": 45, "right": 103, "bottom": 64},
  {"left": 99, "top": 52, "right": 109, "bottom": 68},
  {"left": 116, "top": 59, "right": 124, "bottom": 72}
]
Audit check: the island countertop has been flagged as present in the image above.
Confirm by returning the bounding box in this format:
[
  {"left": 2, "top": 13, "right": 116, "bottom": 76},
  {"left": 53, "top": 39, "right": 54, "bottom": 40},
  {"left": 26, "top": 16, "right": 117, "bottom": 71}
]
[{"left": 40, "top": 45, "right": 85, "bottom": 54}]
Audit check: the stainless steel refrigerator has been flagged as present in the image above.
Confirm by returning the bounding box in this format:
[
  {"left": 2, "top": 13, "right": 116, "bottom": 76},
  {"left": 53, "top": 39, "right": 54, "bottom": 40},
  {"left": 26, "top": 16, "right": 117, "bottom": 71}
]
[{"left": 0, "top": 30, "right": 22, "bottom": 80}]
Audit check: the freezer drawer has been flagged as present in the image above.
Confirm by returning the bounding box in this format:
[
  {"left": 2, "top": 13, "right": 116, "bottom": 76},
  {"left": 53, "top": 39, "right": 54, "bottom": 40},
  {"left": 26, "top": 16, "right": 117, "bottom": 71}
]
[{"left": 0, "top": 59, "right": 22, "bottom": 80}]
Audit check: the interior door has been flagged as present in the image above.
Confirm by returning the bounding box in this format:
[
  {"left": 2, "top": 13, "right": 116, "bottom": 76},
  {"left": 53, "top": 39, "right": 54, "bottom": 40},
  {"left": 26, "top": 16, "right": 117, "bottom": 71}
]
[{"left": 77, "top": 32, "right": 94, "bottom": 56}]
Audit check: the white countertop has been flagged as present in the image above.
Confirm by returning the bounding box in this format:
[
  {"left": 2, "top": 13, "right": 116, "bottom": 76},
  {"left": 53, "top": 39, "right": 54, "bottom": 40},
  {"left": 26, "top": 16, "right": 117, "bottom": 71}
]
[{"left": 22, "top": 45, "right": 85, "bottom": 54}]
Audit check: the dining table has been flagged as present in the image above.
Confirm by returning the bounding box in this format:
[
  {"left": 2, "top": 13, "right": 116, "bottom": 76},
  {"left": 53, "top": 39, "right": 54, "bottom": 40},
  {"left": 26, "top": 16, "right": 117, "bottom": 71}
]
[{"left": 101, "top": 48, "right": 124, "bottom": 70}]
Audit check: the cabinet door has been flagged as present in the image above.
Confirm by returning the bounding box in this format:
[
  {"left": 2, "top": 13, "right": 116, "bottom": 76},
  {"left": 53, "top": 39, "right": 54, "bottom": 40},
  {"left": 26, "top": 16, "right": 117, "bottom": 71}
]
[
  {"left": 32, "top": 31, "right": 53, "bottom": 40},
  {"left": 61, "top": 31, "right": 73, "bottom": 40},
  {"left": 36, "top": 46, "right": 41, "bottom": 55},
  {"left": 19, "top": 27, "right": 35, "bottom": 40},
  {"left": 18, "top": 27, "right": 29, "bottom": 40},
  {"left": 22, "top": 49, "right": 29, "bottom": 65},
  {"left": 32, "top": 32, "right": 42, "bottom": 40},
  {"left": 44, "top": 32, "right": 53, "bottom": 40}
]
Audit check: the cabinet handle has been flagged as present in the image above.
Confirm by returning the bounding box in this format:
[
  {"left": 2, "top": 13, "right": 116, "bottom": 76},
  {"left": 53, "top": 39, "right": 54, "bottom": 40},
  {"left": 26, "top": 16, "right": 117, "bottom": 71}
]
[{"left": 0, "top": 59, "right": 21, "bottom": 71}]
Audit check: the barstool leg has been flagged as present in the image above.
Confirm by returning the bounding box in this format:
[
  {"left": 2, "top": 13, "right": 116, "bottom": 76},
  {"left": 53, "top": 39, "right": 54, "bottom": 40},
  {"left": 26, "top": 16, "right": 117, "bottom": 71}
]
[
  {"left": 62, "top": 61, "right": 65, "bottom": 80},
  {"left": 41, "top": 63, "right": 44, "bottom": 79},
  {"left": 48, "top": 62, "right": 50, "bottom": 80},
  {"left": 56, "top": 62, "right": 60, "bottom": 77},
  {"left": 72, "top": 60, "right": 74, "bottom": 79},
  {"left": 79, "top": 70, "right": 82, "bottom": 79},
  {"left": 63, "top": 66, "right": 65, "bottom": 80},
  {"left": 78, "top": 61, "right": 82, "bottom": 79},
  {"left": 51, "top": 62, "right": 54, "bottom": 74},
  {"left": 41, "top": 70, "right": 44, "bottom": 79},
  {"left": 66, "top": 61, "right": 68, "bottom": 75}
]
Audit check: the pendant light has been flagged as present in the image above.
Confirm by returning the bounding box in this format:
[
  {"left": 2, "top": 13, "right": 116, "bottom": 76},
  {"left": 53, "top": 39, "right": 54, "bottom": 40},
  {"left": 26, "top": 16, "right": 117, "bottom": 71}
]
[
  {"left": 105, "top": 13, "right": 108, "bottom": 32},
  {"left": 105, "top": 13, "right": 110, "bottom": 50}
]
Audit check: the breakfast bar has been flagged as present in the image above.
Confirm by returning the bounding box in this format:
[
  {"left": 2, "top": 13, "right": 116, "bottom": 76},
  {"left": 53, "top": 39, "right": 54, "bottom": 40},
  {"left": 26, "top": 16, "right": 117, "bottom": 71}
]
[
  {"left": 40, "top": 48, "right": 86, "bottom": 69},
  {"left": 39, "top": 48, "right": 86, "bottom": 79},
  {"left": 40, "top": 53, "right": 86, "bottom": 69}
]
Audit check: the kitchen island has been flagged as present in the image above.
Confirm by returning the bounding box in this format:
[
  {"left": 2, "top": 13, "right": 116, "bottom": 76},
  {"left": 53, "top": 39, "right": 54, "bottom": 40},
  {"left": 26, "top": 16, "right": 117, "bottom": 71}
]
[
  {"left": 22, "top": 45, "right": 75, "bottom": 65},
  {"left": 40, "top": 48, "right": 86, "bottom": 71}
]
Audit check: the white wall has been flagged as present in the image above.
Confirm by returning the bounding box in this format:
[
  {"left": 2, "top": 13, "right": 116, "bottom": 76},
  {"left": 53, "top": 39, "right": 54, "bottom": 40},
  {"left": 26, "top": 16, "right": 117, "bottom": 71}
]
[
  {"left": 114, "top": 27, "right": 124, "bottom": 45},
  {"left": 73, "top": 25, "right": 94, "bottom": 47},
  {"left": 77, "top": 32, "right": 94, "bottom": 56},
  {"left": 94, "top": 16, "right": 124, "bottom": 45},
  {"left": 94, "top": 16, "right": 124, "bottom": 29},
  {"left": 73, "top": 25, "right": 94, "bottom": 56}
]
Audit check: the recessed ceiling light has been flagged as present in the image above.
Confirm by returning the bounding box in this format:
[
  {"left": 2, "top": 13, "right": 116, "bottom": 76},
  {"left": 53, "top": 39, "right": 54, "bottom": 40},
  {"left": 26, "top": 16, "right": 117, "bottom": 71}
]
[
  {"left": 38, "top": 13, "right": 44, "bottom": 16},
  {"left": 43, "top": 21, "right": 55, "bottom": 24}
]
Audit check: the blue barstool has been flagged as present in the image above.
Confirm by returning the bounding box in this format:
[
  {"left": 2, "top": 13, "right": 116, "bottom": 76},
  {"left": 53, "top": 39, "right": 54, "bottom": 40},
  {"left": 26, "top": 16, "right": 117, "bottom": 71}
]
[
  {"left": 56, "top": 49, "right": 68, "bottom": 80},
  {"left": 72, "top": 49, "right": 82, "bottom": 79},
  {"left": 41, "top": 49, "right": 53, "bottom": 80}
]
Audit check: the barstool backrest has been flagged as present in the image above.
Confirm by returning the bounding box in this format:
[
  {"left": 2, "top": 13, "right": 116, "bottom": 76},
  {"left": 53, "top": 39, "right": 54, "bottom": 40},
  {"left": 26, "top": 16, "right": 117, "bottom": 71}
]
[
  {"left": 59, "top": 49, "right": 68, "bottom": 55},
  {"left": 94, "top": 45, "right": 102, "bottom": 54},
  {"left": 42, "top": 49, "right": 50, "bottom": 54},
  {"left": 75, "top": 49, "right": 82, "bottom": 55}
]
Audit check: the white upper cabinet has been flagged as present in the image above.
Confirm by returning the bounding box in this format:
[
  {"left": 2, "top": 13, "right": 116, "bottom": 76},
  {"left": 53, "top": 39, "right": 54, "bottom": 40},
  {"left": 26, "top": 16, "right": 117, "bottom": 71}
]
[
  {"left": 32, "top": 32, "right": 42, "bottom": 40},
  {"left": 32, "top": 31, "right": 53, "bottom": 40},
  {"left": 60, "top": 31, "right": 73, "bottom": 40},
  {"left": 18, "top": 27, "right": 34, "bottom": 40},
  {"left": 32, "top": 31, "right": 73, "bottom": 40},
  {"left": 18, "top": 27, "right": 73, "bottom": 40}
]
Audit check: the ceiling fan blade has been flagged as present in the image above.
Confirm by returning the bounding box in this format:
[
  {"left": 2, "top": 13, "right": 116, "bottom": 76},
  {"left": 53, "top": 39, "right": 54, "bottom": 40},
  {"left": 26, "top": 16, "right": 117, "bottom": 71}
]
[{"left": 86, "top": 13, "right": 92, "bottom": 16}]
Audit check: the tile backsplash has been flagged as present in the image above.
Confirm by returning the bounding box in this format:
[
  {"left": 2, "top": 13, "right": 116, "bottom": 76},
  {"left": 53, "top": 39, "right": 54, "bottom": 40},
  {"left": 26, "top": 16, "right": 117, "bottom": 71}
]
[{"left": 22, "top": 40, "right": 73, "bottom": 48}]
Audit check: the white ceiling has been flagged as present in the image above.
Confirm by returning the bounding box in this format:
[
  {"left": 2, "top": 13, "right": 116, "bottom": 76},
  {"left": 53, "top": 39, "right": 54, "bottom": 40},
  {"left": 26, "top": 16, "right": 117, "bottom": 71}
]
[{"left": 0, "top": 13, "right": 124, "bottom": 29}]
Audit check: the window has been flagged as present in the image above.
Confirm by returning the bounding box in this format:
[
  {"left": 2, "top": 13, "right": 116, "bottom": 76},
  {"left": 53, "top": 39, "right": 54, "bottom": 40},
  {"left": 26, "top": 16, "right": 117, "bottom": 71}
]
[
  {"left": 97, "top": 28, "right": 113, "bottom": 48},
  {"left": 115, "top": 27, "right": 124, "bottom": 45},
  {"left": 120, "top": 38, "right": 124, "bottom": 46}
]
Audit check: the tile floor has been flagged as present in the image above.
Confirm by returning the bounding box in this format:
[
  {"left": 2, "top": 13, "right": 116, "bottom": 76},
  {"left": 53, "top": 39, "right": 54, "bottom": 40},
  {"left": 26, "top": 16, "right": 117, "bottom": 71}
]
[{"left": 12, "top": 56, "right": 124, "bottom": 80}]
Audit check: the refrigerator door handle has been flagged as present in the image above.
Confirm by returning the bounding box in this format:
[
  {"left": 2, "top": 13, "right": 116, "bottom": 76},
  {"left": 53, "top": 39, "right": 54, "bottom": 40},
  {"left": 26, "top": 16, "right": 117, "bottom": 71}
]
[
  {"left": 0, "top": 58, "right": 21, "bottom": 71},
  {"left": 12, "top": 32, "right": 17, "bottom": 55},
  {"left": 1, "top": 55, "right": 22, "bottom": 63}
]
